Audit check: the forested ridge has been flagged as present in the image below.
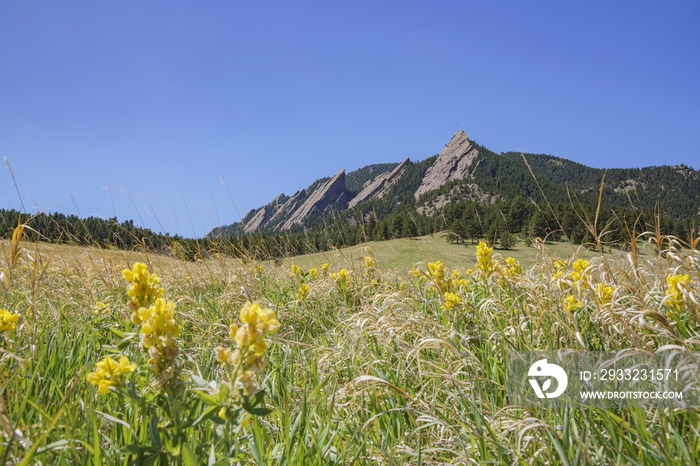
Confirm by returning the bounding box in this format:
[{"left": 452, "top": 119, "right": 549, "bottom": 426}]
[{"left": 2, "top": 138, "right": 698, "bottom": 261}]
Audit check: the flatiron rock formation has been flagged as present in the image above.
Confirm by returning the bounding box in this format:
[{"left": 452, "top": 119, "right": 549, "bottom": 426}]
[
  {"left": 348, "top": 158, "right": 410, "bottom": 208},
  {"left": 242, "top": 207, "right": 267, "bottom": 234},
  {"left": 414, "top": 130, "right": 480, "bottom": 200},
  {"left": 280, "top": 169, "right": 349, "bottom": 230}
]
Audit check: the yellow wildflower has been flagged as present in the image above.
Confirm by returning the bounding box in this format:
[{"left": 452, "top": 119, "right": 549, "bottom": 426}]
[
  {"left": 428, "top": 261, "right": 450, "bottom": 292},
  {"left": 443, "top": 292, "right": 461, "bottom": 310},
  {"left": 501, "top": 257, "right": 522, "bottom": 280},
  {"left": 93, "top": 301, "right": 109, "bottom": 316},
  {"left": 564, "top": 295, "right": 583, "bottom": 312},
  {"left": 135, "top": 298, "right": 181, "bottom": 389},
  {"left": 87, "top": 356, "right": 136, "bottom": 395},
  {"left": 309, "top": 268, "right": 319, "bottom": 280},
  {"left": 428, "top": 261, "right": 445, "bottom": 282},
  {"left": 339, "top": 269, "right": 349, "bottom": 280},
  {"left": 571, "top": 259, "right": 590, "bottom": 289},
  {"left": 215, "top": 345, "right": 235, "bottom": 365},
  {"left": 139, "top": 299, "right": 181, "bottom": 350},
  {"left": 216, "top": 302, "right": 279, "bottom": 401},
  {"left": 364, "top": 256, "right": 376, "bottom": 269},
  {"left": 455, "top": 278, "right": 470, "bottom": 289},
  {"left": 296, "top": 284, "right": 310, "bottom": 300},
  {"left": 553, "top": 260, "right": 567, "bottom": 279},
  {"left": 596, "top": 284, "right": 615, "bottom": 307},
  {"left": 122, "top": 262, "right": 164, "bottom": 321},
  {"left": 0, "top": 309, "right": 19, "bottom": 333},
  {"left": 476, "top": 242, "right": 495, "bottom": 277},
  {"left": 666, "top": 274, "right": 691, "bottom": 315},
  {"left": 240, "top": 301, "right": 280, "bottom": 335},
  {"left": 321, "top": 263, "right": 329, "bottom": 276},
  {"left": 290, "top": 265, "right": 303, "bottom": 278}
]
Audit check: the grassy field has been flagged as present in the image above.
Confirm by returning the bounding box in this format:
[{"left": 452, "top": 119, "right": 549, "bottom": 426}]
[
  {"left": 1, "top": 230, "right": 699, "bottom": 464},
  {"left": 283, "top": 233, "right": 632, "bottom": 273}
]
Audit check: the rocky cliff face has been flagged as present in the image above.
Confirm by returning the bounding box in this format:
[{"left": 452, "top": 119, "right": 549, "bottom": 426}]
[
  {"left": 414, "top": 131, "right": 480, "bottom": 200},
  {"left": 280, "top": 170, "right": 350, "bottom": 230},
  {"left": 269, "top": 189, "right": 305, "bottom": 228},
  {"left": 242, "top": 207, "right": 267, "bottom": 234},
  {"left": 348, "top": 158, "right": 410, "bottom": 208}
]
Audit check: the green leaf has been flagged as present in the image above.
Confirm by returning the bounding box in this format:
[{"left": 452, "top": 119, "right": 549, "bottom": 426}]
[
  {"left": 193, "top": 405, "right": 220, "bottom": 427},
  {"left": 148, "top": 416, "right": 161, "bottom": 449},
  {"left": 109, "top": 328, "right": 126, "bottom": 339},
  {"left": 214, "top": 383, "right": 230, "bottom": 403},
  {"left": 94, "top": 410, "right": 133, "bottom": 431},
  {"left": 35, "top": 440, "right": 69, "bottom": 455},
  {"left": 125, "top": 379, "right": 141, "bottom": 400},
  {"left": 191, "top": 390, "right": 219, "bottom": 406},
  {"left": 241, "top": 389, "right": 266, "bottom": 411},
  {"left": 207, "top": 443, "right": 217, "bottom": 466},
  {"left": 248, "top": 407, "right": 273, "bottom": 416},
  {"left": 190, "top": 374, "right": 212, "bottom": 388},
  {"left": 116, "top": 339, "right": 131, "bottom": 350},
  {"left": 182, "top": 443, "right": 198, "bottom": 466}
]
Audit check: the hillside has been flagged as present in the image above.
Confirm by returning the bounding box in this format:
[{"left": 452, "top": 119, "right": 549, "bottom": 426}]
[{"left": 210, "top": 131, "right": 700, "bottom": 240}]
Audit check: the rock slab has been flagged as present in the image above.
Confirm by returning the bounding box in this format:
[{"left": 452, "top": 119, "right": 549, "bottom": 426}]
[
  {"left": 348, "top": 158, "right": 410, "bottom": 208},
  {"left": 414, "top": 131, "right": 480, "bottom": 200},
  {"left": 281, "top": 170, "right": 348, "bottom": 230}
]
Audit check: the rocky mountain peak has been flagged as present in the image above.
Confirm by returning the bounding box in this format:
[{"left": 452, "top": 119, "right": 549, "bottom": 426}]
[
  {"left": 414, "top": 130, "right": 480, "bottom": 200},
  {"left": 280, "top": 169, "right": 349, "bottom": 230}
]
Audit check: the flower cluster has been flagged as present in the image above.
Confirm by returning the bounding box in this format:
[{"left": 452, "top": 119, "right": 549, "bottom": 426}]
[
  {"left": 296, "top": 283, "right": 310, "bottom": 300},
  {"left": 87, "top": 356, "right": 136, "bottom": 395},
  {"left": 570, "top": 259, "right": 591, "bottom": 290},
  {"left": 331, "top": 269, "right": 350, "bottom": 286},
  {"left": 501, "top": 257, "right": 522, "bottom": 280},
  {"left": 476, "top": 242, "right": 495, "bottom": 277},
  {"left": 136, "top": 298, "right": 182, "bottom": 387},
  {"left": 0, "top": 309, "right": 19, "bottom": 333},
  {"left": 290, "top": 265, "right": 303, "bottom": 278},
  {"left": 215, "top": 302, "right": 280, "bottom": 402},
  {"left": 321, "top": 263, "right": 329, "bottom": 276},
  {"left": 596, "top": 284, "right": 615, "bottom": 308},
  {"left": 93, "top": 301, "right": 109, "bottom": 316},
  {"left": 428, "top": 260, "right": 449, "bottom": 292},
  {"left": 552, "top": 260, "right": 567, "bottom": 279},
  {"left": 247, "top": 264, "right": 263, "bottom": 277},
  {"left": 666, "top": 274, "right": 691, "bottom": 315},
  {"left": 443, "top": 292, "right": 461, "bottom": 311},
  {"left": 122, "top": 262, "right": 164, "bottom": 323},
  {"left": 564, "top": 295, "right": 583, "bottom": 312},
  {"left": 308, "top": 268, "right": 319, "bottom": 280},
  {"left": 553, "top": 258, "right": 591, "bottom": 309},
  {"left": 122, "top": 263, "right": 181, "bottom": 390}
]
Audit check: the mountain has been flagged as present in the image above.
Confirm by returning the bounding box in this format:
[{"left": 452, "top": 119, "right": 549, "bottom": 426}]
[{"left": 209, "top": 131, "right": 700, "bottom": 239}]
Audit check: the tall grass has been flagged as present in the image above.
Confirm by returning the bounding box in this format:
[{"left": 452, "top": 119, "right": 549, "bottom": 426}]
[{"left": 1, "top": 213, "right": 699, "bottom": 463}]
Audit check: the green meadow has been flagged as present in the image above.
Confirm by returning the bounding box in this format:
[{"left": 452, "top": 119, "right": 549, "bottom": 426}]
[{"left": 1, "top": 229, "right": 699, "bottom": 464}]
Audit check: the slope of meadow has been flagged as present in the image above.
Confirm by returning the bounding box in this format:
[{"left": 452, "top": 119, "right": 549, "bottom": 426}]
[
  {"left": 282, "top": 233, "right": 604, "bottom": 273},
  {"left": 0, "top": 231, "right": 699, "bottom": 464}
]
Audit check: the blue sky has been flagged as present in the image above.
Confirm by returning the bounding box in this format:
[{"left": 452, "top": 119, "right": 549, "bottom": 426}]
[{"left": 1, "top": 1, "right": 698, "bottom": 237}]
